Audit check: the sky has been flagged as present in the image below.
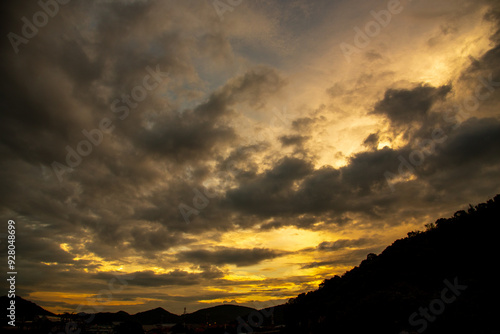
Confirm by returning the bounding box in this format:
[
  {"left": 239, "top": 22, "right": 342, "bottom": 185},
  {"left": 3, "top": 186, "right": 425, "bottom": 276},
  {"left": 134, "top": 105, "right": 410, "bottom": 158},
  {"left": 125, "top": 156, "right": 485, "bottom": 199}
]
[{"left": 1, "top": 0, "right": 500, "bottom": 315}]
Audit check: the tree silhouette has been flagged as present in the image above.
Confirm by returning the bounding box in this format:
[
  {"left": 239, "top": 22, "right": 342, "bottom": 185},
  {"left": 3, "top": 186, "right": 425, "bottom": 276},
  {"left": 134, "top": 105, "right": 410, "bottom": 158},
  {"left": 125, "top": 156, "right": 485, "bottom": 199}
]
[{"left": 284, "top": 194, "right": 500, "bottom": 333}]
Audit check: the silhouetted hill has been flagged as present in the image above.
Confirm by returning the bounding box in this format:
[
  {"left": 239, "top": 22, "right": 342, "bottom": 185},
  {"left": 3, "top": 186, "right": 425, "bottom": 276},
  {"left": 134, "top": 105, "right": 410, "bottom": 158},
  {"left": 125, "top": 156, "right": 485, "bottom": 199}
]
[
  {"left": 184, "top": 304, "right": 256, "bottom": 324},
  {"left": 1, "top": 295, "right": 55, "bottom": 322},
  {"left": 92, "top": 310, "right": 131, "bottom": 324},
  {"left": 257, "top": 304, "right": 286, "bottom": 326},
  {"left": 284, "top": 194, "right": 500, "bottom": 334},
  {"left": 132, "top": 307, "right": 180, "bottom": 325}
]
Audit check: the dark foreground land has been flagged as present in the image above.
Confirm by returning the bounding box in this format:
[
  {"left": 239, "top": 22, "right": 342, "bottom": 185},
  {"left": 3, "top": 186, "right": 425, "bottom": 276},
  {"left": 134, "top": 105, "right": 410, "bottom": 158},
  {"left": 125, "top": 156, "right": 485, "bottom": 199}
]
[{"left": 3, "top": 194, "right": 500, "bottom": 334}]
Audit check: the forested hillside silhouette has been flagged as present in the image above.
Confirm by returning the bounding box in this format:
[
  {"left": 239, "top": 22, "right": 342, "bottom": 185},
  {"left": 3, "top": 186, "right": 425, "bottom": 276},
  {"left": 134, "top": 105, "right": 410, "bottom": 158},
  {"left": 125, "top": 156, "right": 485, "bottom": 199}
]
[{"left": 284, "top": 194, "right": 500, "bottom": 333}]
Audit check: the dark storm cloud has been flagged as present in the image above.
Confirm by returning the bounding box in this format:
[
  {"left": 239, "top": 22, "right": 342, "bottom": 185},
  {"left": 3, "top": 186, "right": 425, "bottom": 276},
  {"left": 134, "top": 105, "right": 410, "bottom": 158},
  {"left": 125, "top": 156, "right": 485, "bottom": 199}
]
[
  {"left": 291, "top": 167, "right": 344, "bottom": 215},
  {"left": 131, "top": 172, "right": 247, "bottom": 234},
  {"left": 220, "top": 66, "right": 287, "bottom": 108},
  {"left": 316, "top": 238, "right": 373, "bottom": 251},
  {"left": 279, "top": 134, "right": 310, "bottom": 147},
  {"left": 9, "top": 258, "right": 104, "bottom": 297},
  {"left": 371, "top": 84, "right": 451, "bottom": 126},
  {"left": 215, "top": 143, "right": 267, "bottom": 178},
  {"left": 95, "top": 267, "right": 224, "bottom": 287},
  {"left": 299, "top": 238, "right": 375, "bottom": 253},
  {"left": 1, "top": 1, "right": 200, "bottom": 177},
  {"left": 363, "top": 132, "right": 379, "bottom": 149},
  {"left": 341, "top": 147, "right": 409, "bottom": 193},
  {"left": 291, "top": 115, "right": 326, "bottom": 132},
  {"left": 226, "top": 162, "right": 329, "bottom": 218},
  {"left": 412, "top": 117, "right": 500, "bottom": 197},
  {"left": 461, "top": 7, "right": 500, "bottom": 106},
  {"left": 225, "top": 146, "right": 410, "bottom": 220},
  {"left": 226, "top": 157, "right": 315, "bottom": 216},
  {"left": 0, "top": 0, "right": 260, "bottom": 171},
  {"left": 259, "top": 215, "right": 323, "bottom": 230},
  {"left": 223, "top": 92, "right": 499, "bottom": 223},
  {"left": 134, "top": 66, "right": 285, "bottom": 162},
  {"left": 432, "top": 117, "right": 500, "bottom": 168},
  {"left": 224, "top": 84, "right": 500, "bottom": 222},
  {"left": 0, "top": 0, "right": 288, "bottom": 262},
  {"left": 485, "top": 6, "right": 500, "bottom": 44},
  {"left": 177, "top": 247, "right": 288, "bottom": 267},
  {"left": 300, "top": 247, "right": 384, "bottom": 269},
  {"left": 15, "top": 235, "right": 75, "bottom": 264},
  {"left": 0, "top": 0, "right": 200, "bottom": 266},
  {"left": 129, "top": 227, "right": 195, "bottom": 253},
  {"left": 0, "top": 1, "right": 152, "bottom": 166},
  {"left": 133, "top": 109, "right": 236, "bottom": 163},
  {"left": 466, "top": 44, "right": 500, "bottom": 83}
]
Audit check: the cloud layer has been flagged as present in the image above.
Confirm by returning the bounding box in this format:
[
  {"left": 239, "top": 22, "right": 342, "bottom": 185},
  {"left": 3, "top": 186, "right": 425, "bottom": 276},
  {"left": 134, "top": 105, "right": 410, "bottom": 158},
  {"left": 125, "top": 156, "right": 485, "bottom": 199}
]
[{"left": 1, "top": 0, "right": 499, "bottom": 314}]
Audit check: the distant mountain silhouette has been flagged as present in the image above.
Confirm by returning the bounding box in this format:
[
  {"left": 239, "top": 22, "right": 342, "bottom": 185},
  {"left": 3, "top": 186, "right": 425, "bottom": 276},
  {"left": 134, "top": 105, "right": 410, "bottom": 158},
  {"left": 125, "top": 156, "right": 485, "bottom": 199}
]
[
  {"left": 72, "top": 304, "right": 258, "bottom": 326},
  {"left": 183, "top": 304, "right": 256, "bottom": 324},
  {"left": 1, "top": 295, "right": 55, "bottom": 322},
  {"left": 132, "top": 307, "right": 180, "bottom": 324},
  {"left": 91, "top": 310, "right": 131, "bottom": 324},
  {"left": 284, "top": 194, "right": 500, "bottom": 333},
  {"left": 1, "top": 298, "right": 257, "bottom": 328}
]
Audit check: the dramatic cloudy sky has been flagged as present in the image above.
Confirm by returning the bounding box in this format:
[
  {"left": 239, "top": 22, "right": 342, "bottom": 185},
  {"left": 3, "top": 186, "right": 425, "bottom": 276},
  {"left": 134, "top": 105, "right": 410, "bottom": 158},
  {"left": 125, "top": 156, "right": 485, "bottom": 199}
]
[{"left": 1, "top": 0, "right": 500, "bottom": 315}]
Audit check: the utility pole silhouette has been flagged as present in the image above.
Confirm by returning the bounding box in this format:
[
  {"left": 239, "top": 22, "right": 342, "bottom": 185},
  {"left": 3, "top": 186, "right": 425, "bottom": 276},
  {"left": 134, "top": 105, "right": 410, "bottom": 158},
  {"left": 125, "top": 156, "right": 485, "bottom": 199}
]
[{"left": 183, "top": 307, "right": 186, "bottom": 327}]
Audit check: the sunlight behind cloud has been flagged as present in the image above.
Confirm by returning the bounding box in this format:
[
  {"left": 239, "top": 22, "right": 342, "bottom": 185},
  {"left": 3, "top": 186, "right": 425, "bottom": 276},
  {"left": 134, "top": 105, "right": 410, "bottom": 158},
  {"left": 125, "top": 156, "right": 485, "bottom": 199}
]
[{"left": 2, "top": 0, "right": 500, "bottom": 318}]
